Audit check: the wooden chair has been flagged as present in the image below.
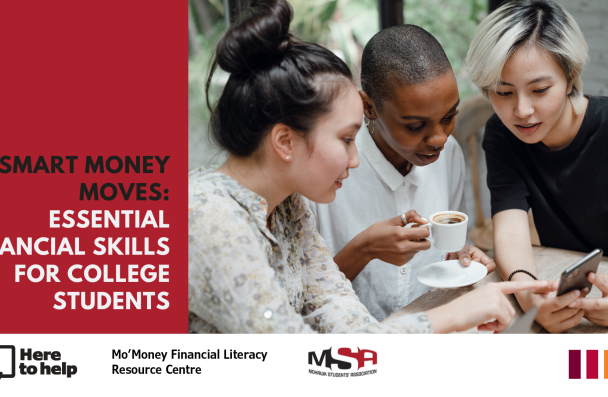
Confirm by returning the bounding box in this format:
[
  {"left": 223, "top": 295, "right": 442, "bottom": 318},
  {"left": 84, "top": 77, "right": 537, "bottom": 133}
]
[{"left": 451, "top": 94, "right": 540, "bottom": 250}]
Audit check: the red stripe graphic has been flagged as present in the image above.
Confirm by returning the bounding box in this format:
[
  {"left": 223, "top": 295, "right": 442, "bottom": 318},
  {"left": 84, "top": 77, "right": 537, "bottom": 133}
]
[
  {"left": 569, "top": 350, "right": 581, "bottom": 379},
  {"left": 586, "top": 350, "right": 598, "bottom": 379}
]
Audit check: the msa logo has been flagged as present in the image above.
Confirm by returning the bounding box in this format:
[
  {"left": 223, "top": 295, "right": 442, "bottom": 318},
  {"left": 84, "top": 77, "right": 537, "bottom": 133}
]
[{"left": 307, "top": 347, "right": 378, "bottom": 378}]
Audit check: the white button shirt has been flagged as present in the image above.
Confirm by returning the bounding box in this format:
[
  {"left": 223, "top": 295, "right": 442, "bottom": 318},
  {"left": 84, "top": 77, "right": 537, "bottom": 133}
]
[{"left": 308, "top": 126, "right": 466, "bottom": 321}]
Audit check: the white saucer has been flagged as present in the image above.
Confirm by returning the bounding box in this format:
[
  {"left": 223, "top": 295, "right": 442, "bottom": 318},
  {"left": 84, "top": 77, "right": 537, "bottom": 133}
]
[{"left": 416, "top": 260, "right": 487, "bottom": 288}]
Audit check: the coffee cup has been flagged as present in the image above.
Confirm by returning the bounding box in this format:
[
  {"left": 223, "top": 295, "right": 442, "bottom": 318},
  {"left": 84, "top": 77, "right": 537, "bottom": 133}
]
[{"left": 418, "top": 211, "right": 468, "bottom": 252}]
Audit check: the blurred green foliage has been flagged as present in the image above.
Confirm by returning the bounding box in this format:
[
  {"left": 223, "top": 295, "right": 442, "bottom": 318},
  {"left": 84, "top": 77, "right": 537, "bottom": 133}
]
[
  {"left": 403, "top": 0, "right": 488, "bottom": 99},
  {"left": 290, "top": 0, "right": 358, "bottom": 67},
  {"left": 188, "top": 0, "right": 487, "bottom": 168}
]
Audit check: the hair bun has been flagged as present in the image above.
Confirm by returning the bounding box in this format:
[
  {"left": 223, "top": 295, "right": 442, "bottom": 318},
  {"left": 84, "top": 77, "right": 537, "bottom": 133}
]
[{"left": 215, "top": 0, "right": 293, "bottom": 75}]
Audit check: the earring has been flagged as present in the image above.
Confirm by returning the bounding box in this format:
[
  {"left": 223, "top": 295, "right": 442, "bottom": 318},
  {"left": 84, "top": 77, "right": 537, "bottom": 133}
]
[
  {"left": 285, "top": 155, "right": 291, "bottom": 160},
  {"left": 367, "top": 118, "right": 375, "bottom": 135}
]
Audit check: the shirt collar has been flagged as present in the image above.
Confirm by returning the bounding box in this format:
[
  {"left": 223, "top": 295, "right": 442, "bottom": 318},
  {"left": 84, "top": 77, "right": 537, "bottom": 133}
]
[
  {"left": 205, "top": 172, "right": 278, "bottom": 244},
  {"left": 356, "top": 124, "right": 426, "bottom": 191}
]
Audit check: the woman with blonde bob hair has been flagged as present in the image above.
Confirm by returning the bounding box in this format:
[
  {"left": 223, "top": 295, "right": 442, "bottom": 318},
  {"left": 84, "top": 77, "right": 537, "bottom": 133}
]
[{"left": 465, "top": 0, "right": 608, "bottom": 333}]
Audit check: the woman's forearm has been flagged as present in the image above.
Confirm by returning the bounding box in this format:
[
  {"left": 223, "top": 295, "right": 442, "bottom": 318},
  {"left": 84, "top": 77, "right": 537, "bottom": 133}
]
[
  {"left": 495, "top": 231, "right": 540, "bottom": 311},
  {"left": 493, "top": 210, "right": 539, "bottom": 310},
  {"left": 494, "top": 231, "right": 537, "bottom": 280},
  {"left": 493, "top": 210, "right": 537, "bottom": 279}
]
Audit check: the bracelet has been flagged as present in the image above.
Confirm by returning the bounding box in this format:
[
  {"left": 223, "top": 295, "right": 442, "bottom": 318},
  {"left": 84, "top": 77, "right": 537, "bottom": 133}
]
[{"left": 507, "top": 269, "right": 538, "bottom": 281}]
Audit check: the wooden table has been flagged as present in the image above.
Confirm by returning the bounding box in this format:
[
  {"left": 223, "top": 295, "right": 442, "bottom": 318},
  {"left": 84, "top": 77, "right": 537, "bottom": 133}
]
[{"left": 384, "top": 246, "right": 608, "bottom": 333}]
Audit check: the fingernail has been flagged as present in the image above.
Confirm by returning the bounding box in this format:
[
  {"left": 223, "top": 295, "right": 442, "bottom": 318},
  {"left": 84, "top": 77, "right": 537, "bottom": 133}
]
[
  {"left": 569, "top": 301, "right": 578, "bottom": 308},
  {"left": 463, "top": 257, "right": 470, "bottom": 264},
  {"left": 582, "top": 288, "right": 589, "bottom": 294},
  {"left": 574, "top": 290, "right": 580, "bottom": 297},
  {"left": 589, "top": 272, "right": 596, "bottom": 280},
  {"left": 421, "top": 217, "right": 429, "bottom": 223}
]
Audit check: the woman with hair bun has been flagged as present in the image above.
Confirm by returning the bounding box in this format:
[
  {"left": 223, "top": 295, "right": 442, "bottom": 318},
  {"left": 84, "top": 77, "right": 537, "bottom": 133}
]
[
  {"left": 188, "top": 0, "right": 546, "bottom": 334},
  {"left": 465, "top": 0, "right": 608, "bottom": 332}
]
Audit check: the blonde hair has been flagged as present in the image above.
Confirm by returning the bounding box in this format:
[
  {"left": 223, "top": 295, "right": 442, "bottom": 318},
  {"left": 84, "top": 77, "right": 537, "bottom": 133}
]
[{"left": 465, "top": 0, "right": 589, "bottom": 114}]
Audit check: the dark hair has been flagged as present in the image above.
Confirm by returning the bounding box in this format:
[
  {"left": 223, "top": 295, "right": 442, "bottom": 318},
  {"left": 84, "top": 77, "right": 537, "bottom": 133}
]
[
  {"left": 360, "top": 25, "right": 452, "bottom": 109},
  {"left": 206, "top": 0, "right": 354, "bottom": 157}
]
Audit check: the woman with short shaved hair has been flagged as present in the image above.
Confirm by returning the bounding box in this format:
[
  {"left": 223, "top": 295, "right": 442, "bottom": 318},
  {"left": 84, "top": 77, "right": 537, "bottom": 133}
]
[{"left": 308, "top": 24, "right": 497, "bottom": 323}]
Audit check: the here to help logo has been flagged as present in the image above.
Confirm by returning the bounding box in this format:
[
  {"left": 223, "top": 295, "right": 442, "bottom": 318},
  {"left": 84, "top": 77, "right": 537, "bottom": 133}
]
[
  {"left": 0, "top": 345, "right": 77, "bottom": 379},
  {"left": 307, "top": 347, "right": 377, "bottom": 378}
]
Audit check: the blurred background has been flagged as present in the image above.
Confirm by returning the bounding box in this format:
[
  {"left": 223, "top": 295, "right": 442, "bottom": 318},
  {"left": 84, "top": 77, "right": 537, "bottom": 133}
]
[
  {"left": 189, "top": 0, "right": 487, "bottom": 170},
  {"left": 188, "top": 0, "right": 608, "bottom": 246}
]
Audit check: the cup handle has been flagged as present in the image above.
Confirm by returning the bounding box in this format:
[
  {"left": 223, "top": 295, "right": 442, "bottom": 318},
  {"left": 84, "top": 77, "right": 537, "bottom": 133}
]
[{"left": 419, "top": 222, "right": 433, "bottom": 242}]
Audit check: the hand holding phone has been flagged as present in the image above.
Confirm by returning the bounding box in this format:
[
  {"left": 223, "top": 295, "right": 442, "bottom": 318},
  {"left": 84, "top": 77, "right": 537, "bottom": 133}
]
[
  {"left": 557, "top": 249, "right": 603, "bottom": 296},
  {"left": 568, "top": 272, "right": 608, "bottom": 327}
]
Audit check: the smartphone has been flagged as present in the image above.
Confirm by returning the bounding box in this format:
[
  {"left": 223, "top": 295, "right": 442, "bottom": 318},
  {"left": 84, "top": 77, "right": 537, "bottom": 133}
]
[{"left": 557, "top": 248, "right": 603, "bottom": 296}]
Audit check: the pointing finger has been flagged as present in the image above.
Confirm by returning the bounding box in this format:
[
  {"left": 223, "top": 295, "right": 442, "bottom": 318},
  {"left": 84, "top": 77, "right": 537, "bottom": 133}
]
[
  {"left": 530, "top": 280, "right": 558, "bottom": 295},
  {"left": 495, "top": 280, "right": 549, "bottom": 295}
]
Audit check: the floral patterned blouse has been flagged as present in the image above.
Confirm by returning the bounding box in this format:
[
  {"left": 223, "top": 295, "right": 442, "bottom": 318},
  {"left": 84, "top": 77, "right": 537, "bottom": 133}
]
[{"left": 188, "top": 167, "right": 432, "bottom": 334}]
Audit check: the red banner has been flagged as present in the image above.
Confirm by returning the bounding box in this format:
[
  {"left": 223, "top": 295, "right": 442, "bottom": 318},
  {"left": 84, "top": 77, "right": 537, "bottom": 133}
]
[{"left": 0, "top": 1, "right": 186, "bottom": 333}]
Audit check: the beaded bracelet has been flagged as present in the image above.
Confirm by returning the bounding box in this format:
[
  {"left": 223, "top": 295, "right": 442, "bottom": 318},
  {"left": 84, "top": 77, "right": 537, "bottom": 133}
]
[{"left": 507, "top": 269, "right": 538, "bottom": 281}]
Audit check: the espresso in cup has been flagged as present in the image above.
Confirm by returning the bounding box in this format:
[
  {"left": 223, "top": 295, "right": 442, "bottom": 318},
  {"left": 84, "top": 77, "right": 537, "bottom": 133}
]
[{"left": 432, "top": 213, "right": 466, "bottom": 225}]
